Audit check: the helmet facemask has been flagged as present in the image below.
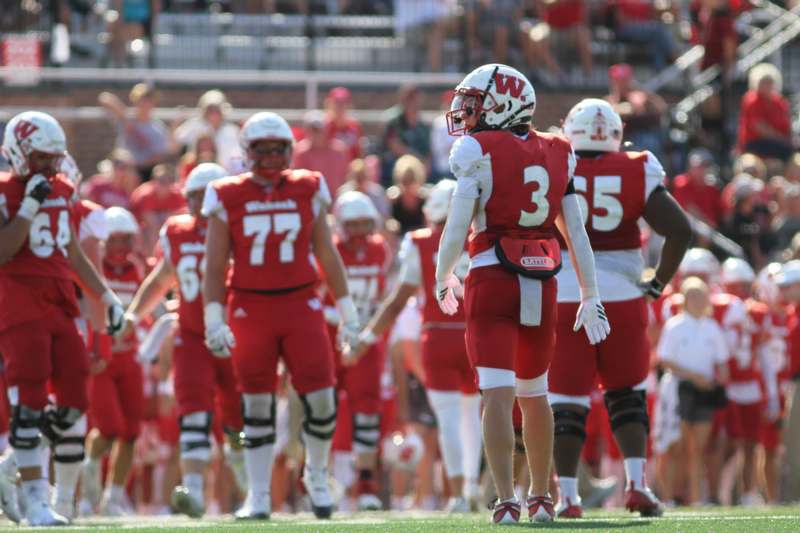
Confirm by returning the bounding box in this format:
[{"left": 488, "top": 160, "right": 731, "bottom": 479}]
[
  {"left": 247, "top": 139, "right": 292, "bottom": 182},
  {"left": 446, "top": 89, "right": 498, "bottom": 136}
]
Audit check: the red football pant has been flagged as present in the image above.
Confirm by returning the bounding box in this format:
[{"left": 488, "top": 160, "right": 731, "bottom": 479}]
[
  {"left": 228, "top": 289, "right": 335, "bottom": 394},
  {"left": 89, "top": 353, "right": 144, "bottom": 441},
  {"left": 174, "top": 329, "right": 242, "bottom": 431},
  {"left": 0, "top": 313, "right": 89, "bottom": 410},
  {"left": 549, "top": 298, "right": 650, "bottom": 397},
  {"left": 713, "top": 401, "right": 763, "bottom": 443},
  {"left": 336, "top": 343, "right": 385, "bottom": 414},
  {"left": 421, "top": 327, "right": 477, "bottom": 393},
  {"left": 464, "top": 266, "right": 557, "bottom": 381}
]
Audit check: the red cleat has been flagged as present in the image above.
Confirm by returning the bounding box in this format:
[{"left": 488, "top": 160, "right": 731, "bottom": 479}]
[
  {"left": 556, "top": 498, "right": 583, "bottom": 519},
  {"left": 624, "top": 484, "right": 664, "bottom": 517},
  {"left": 492, "top": 499, "right": 521, "bottom": 524},
  {"left": 527, "top": 495, "right": 555, "bottom": 523}
]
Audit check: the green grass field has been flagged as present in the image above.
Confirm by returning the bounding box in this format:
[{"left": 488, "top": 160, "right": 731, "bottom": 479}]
[{"left": 3, "top": 507, "right": 800, "bottom": 533}]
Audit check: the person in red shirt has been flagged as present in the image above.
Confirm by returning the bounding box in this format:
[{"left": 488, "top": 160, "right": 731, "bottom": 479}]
[
  {"left": 737, "top": 63, "right": 792, "bottom": 161},
  {"left": 325, "top": 87, "right": 363, "bottom": 162},
  {"left": 671, "top": 148, "right": 723, "bottom": 228},
  {"left": 129, "top": 164, "right": 186, "bottom": 256},
  {"left": 293, "top": 111, "right": 351, "bottom": 196},
  {"left": 523, "top": 0, "right": 592, "bottom": 78},
  {"left": 82, "top": 148, "right": 140, "bottom": 209},
  {"left": 613, "top": 0, "right": 677, "bottom": 69}
]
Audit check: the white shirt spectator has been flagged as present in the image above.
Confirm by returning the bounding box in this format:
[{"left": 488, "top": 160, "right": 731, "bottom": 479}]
[
  {"left": 657, "top": 313, "right": 729, "bottom": 381},
  {"left": 174, "top": 118, "right": 243, "bottom": 174}
]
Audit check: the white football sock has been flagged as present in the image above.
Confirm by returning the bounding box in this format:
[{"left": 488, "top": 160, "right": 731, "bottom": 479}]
[
  {"left": 428, "top": 391, "right": 464, "bottom": 479},
  {"left": 460, "top": 393, "right": 482, "bottom": 484},
  {"left": 183, "top": 472, "right": 204, "bottom": 501},
  {"left": 624, "top": 457, "right": 646, "bottom": 491},
  {"left": 558, "top": 476, "right": 580, "bottom": 506}
]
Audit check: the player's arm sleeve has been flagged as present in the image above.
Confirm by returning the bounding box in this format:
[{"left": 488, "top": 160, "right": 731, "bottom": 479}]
[
  {"left": 397, "top": 233, "right": 422, "bottom": 287},
  {"left": 436, "top": 136, "right": 482, "bottom": 281},
  {"left": 201, "top": 183, "right": 227, "bottom": 223},
  {"left": 80, "top": 208, "right": 109, "bottom": 243},
  {"left": 557, "top": 191, "right": 599, "bottom": 301},
  {"left": 313, "top": 175, "right": 333, "bottom": 217}
]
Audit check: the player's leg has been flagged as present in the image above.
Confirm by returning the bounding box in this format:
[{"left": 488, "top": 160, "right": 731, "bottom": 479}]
[
  {"left": 459, "top": 386, "right": 482, "bottom": 508},
  {"left": 548, "top": 301, "right": 596, "bottom": 517},
  {"left": 464, "top": 266, "right": 520, "bottom": 524},
  {"left": 229, "top": 293, "right": 280, "bottom": 520},
  {"left": 515, "top": 278, "right": 557, "bottom": 523},
  {"left": 597, "top": 298, "right": 662, "bottom": 516},
  {"left": 735, "top": 402, "right": 762, "bottom": 505},
  {"left": 214, "top": 355, "right": 245, "bottom": 496},
  {"left": 345, "top": 343, "right": 385, "bottom": 510},
  {"left": 281, "top": 293, "right": 337, "bottom": 519},
  {"left": 171, "top": 329, "right": 218, "bottom": 517}
]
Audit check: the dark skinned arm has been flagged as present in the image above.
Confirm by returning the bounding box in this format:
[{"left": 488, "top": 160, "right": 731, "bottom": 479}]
[{"left": 643, "top": 188, "right": 692, "bottom": 287}]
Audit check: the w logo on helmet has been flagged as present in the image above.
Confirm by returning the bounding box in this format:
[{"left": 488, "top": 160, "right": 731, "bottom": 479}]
[
  {"left": 494, "top": 73, "right": 525, "bottom": 98},
  {"left": 13, "top": 120, "right": 38, "bottom": 142}
]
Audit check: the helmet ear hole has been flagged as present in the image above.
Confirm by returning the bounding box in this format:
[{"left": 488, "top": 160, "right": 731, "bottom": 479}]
[{"left": 493, "top": 103, "right": 506, "bottom": 114}]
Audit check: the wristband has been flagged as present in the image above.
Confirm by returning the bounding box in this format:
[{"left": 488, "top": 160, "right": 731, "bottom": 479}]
[
  {"left": 17, "top": 197, "right": 40, "bottom": 221},
  {"left": 204, "top": 302, "right": 225, "bottom": 327}
]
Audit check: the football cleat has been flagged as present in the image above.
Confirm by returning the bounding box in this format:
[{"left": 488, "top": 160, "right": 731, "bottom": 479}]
[
  {"left": 582, "top": 474, "right": 618, "bottom": 509},
  {"left": 491, "top": 498, "right": 521, "bottom": 524},
  {"left": 52, "top": 499, "right": 74, "bottom": 523},
  {"left": 99, "top": 495, "right": 128, "bottom": 517},
  {"left": 234, "top": 491, "right": 270, "bottom": 520},
  {"left": 81, "top": 460, "right": 102, "bottom": 511},
  {"left": 445, "top": 496, "right": 470, "bottom": 514},
  {"left": 24, "top": 481, "right": 68, "bottom": 527},
  {"left": 301, "top": 467, "right": 334, "bottom": 519},
  {"left": 0, "top": 453, "right": 20, "bottom": 524},
  {"left": 527, "top": 494, "right": 555, "bottom": 523},
  {"left": 625, "top": 484, "right": 664, "bottom": 517},
  {"left": 555, "top": 497, "right": 582, "bottom": 519},
  {"left": 171, "top": 486, "right": 204, "bottom": 518},
  {"left": 356, "top": 493, "right": 382, "bottom": 511}
]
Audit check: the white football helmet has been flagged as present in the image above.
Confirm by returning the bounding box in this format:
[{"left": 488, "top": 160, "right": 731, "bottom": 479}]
[
  {"left": 447, "top": 63, "right": 536, "bottom": 136},
  {"left": 381, "top": 432, "right": 423, "bottom": 472},
  {"left": 240, "top": 111, "right": 294, "bottom": 149},
  {"left": 1, "top": 111, "right": 66, "bottom": 176},
  {"left": 184, "top": 162, "right": 227, "bottom": 195},
  {"left": 756, "top": 262, "right": 782, "bottom": 304},
  {"left": 105, "top": 207, "right": 139, "bottom": 235},
  {"left": 775, "top": 260, "right": 800, "bottom": 287},
  {"left": 679, "top": 248, "right": 720, "bottom": 278},
  {"left": 423, "top": 179, "right": 456, "bottom": 224},
  {"left": 720, "top": 257, "right": 755, "bottom": 285},
  {"left": 563, "top": 98, "right": 623, "bottom": 152},
  {"left": 334, "top": 190, "right": 379, "bottom": 224}
]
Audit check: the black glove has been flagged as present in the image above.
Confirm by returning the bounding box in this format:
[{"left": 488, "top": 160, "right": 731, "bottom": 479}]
[
  {"left": 638, "top": 277, "right": 665, "bottom": 299},
  {"left": 25, "top": 174, "right": 52, "bottom": 203}
]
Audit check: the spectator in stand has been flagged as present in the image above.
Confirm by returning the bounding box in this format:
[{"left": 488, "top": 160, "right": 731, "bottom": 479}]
[
  {"left": 129, "top": 163, "right": 185, "bottom": 255},
  {"left": 176, "top": 130, "right": 218, "bottom": 184},
  {"left": 784, "top": 152, "right": 800, "bottom": 183},
  {"left": 394, "top": 0, "right": 450, "bottom": 71},
  {"left": 98, "top": 83, "right": 171, "bottom": 181},
  {"left": 722, "top": 153, "right": 769, "bottom": 215},
  {"left": 693, "top": 0, "right": 737, "bottom": 74},
  {"left": 381, "top": 84, "right": 431, "bottom": 186},
  {"left": 671, "top": 148, "right": 724, "bottom": 228},
  {"left": 387, "top": 154, "right": 428, "bottom": 236},
  {"left": 773, "top": 185, "right": 800, "bottom": 251},
  {"left": 606, "top": 63, "right": 667, "bottom": 160},
  {"left": 657, "top": 276, "right": 729, "bottom": 506},
  {"left": 336, "top": 158, "right": 391, "bottom": 220},
  {"left": 324, "top": 87, "right": 363, "bottom": 162},
  {"left": 107, "top": 0, "right": 159, "bottom": 67},
  {"left": 83, "top": 148, "right": 140, "bottom": 209},
  {"left": 430, "top": 90, "right": 457, "bottom": 180},
  {"left": 737, "top": 63, "right": 793, "bottom": 162},
  {"left": 721, "top": 174, "right": 775, "bottom": 269},
  {"left": 523, "top": 0, "right": 593, "bottom": 80},
  {"left": 292, "top": 110, "right": 351, "bottom": 194},
  {"left": 463, "top": 0, "right": 519, "bottom": 66},
  {"left": 173, "top": 90, "right": 243, "bottom": 173},
  {"left": 612, "top": 0, "right": 677, "bottom": 70}
]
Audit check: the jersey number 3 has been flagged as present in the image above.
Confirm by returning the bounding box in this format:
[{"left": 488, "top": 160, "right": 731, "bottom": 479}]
[
  {"left": 243, "top": 213, "right": 301, "bottom": 265},
  {"left": 518, "top": 166, "right": 550, "bottom": 227}
]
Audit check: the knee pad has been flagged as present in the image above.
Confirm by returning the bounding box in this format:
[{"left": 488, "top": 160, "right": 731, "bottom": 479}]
[
  {"left": 241, "top": 393, "right": 276, "bottom": 449},
  {"left": 42, "top": 406, "right": 86, "bottom": 464},
  {"left": 10, "top": 405, "right": 43, "bottom": 451},
  {"left": 300, "top": 387, "right": 336, "bottom": 441},
  {"left": 604, "top": 388, "right": 649, "bottom": 433},
  {"left": 180, "top": 411, "right": 212, "bottom": 461},
  {"left": 352, "top": 412, "right": 380, "bottom": 454},
  {"left": 552, "top": 405, "right": 588, "bottom": 441}
]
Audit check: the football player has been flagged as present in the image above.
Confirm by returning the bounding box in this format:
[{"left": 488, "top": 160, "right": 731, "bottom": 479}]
[
  {"left": 352, "top": 179, "right": 483, "bottom": 513},
  {"left": 435, "top": 65, "right": 610, "bottom": 524},
  {"left": 0, "top": 111, "right": 125, "bottom": 526},
  {"left": 81, "top": 207, "right": 145, "bottom": 517},
  {"left": 120, "top": 163, "right": 244, "bottom": 517},
  {"left": 549, "top": 99, "right": 691, "bottom": 518},
  {"left": 202, "top": 112, "right": 360, "bottom": 520}
]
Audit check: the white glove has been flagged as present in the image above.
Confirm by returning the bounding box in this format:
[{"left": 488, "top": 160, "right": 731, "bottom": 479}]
[
  {"left": 18, "top": 174, "right": 52, "bottom": 220},
  {"left": 573, "top": 296, "right": 611, "bottom": 345},
  {"left": 435, "top": 274, "right": 463, "bottom": 316},
  {"left": 204, "top": 302, "right": 235, "bottom": 358},
  {"left": 336, "top": 296, "right": 361, "bottom": 354},
  {"left": 102, "top": 291, "right": 126, "bottom": 337},
  {"left": 323, "top": 305, "right": 340, "bottom": 326}
]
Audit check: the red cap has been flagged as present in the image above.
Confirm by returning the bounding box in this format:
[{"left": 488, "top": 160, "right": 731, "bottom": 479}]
[
  {"left": 328, "top": 86, "right": 351, "bottom": 103},
  {"left": 609, "top": 63, "right": 633, "bottom": 81}
]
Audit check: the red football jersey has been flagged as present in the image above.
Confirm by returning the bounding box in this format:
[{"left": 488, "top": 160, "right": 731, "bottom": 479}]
[
  {"left": 571, "top": 151, "right": 663, "bottom": 251},
  {"left": 464, "top": 130, "right": 573, "bottom": 257},
  {"left": 103, "top": 259, "right": 142, "bottom": 354},
  {"left": 205, "top": 170, "right": 329, "bottom": 292},
  {"left": 71, "top": 198, "right": 108, "bottom": 243},
  {"left": 160, "top": 214, "right": 207, "bottom": 335},
  {"left": 334, "top": 234, "right": 388, "bottom": 325},
  {"left": 0, "top": 172, "right": 75, "bottom": 281},
  {"left": 728, "top": 299, "right": 768, "bottom": 383},
  {"left": 411, "top": 226, "right": 467, "bottom": 325},
  {"left": 763, "top": 308, "right": 792, "bottom": 383}
]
